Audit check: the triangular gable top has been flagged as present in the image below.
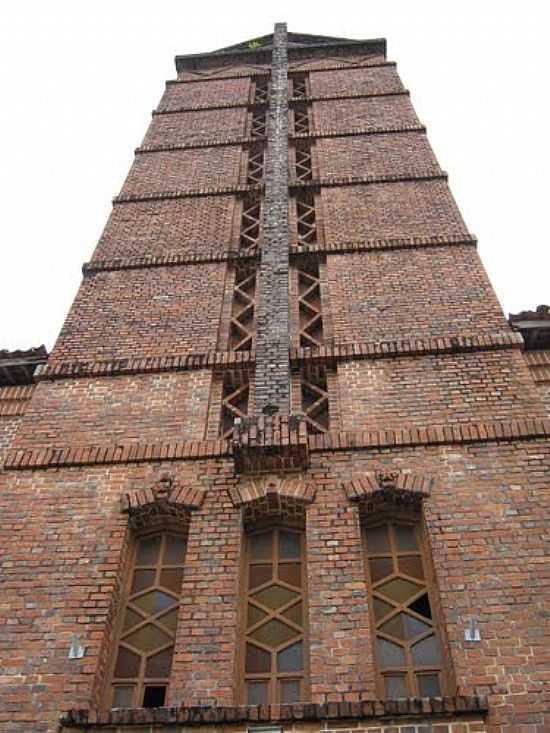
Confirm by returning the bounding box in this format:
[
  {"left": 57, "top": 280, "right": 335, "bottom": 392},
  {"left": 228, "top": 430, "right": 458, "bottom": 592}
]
[{"left": 212, "top": 31, "right": 365, "bottom": 54}]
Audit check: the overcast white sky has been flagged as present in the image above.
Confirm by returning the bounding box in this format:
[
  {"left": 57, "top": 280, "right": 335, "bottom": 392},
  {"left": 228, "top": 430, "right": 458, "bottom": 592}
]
[{"left": 0, "top": 0, "right": 548, "bottom": 352}]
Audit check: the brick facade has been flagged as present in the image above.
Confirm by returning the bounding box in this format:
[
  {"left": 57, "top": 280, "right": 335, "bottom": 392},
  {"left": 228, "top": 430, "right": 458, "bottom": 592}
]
[{"left": 0, "top": 25, "right": 548, "bottom": 733}]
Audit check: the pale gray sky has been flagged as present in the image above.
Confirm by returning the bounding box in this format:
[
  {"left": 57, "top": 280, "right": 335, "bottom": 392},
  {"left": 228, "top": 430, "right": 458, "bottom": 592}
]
[{"left": 1, "top": 0, "right": 548, "bottom": 352}]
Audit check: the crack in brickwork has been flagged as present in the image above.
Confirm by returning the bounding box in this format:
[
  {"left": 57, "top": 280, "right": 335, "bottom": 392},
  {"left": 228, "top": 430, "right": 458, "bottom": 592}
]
[{"left": 254, "top": 22, "right": 291, "bottom": 416}]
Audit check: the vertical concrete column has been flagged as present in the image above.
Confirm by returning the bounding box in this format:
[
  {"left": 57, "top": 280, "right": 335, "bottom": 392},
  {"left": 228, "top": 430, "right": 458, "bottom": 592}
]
[{"left": 254, "top": 22, "right": 291, "bottom": 416}]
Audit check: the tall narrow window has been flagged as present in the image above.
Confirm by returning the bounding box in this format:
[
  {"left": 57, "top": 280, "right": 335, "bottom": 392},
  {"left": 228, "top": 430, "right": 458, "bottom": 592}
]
[
  {"left": 241, "top": 527, "right": 308, "bottom": 705},
  {"left": 109, "top": 532, "right": 186, "bottom": 709},
  {"left": 363, "top": 520, "right": 445, "bottom": 699}
]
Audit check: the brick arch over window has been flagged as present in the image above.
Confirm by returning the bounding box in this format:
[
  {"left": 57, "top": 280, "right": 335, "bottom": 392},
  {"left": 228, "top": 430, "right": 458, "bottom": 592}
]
[
  {"left": 229, "top": 473, "right": 316, "bottom": 525},
  {"left": 343, "top": 470, "right": 434, "bottom": 511},
  {"left": 105, "top": 475, "right": 206, "bottom": 710}
]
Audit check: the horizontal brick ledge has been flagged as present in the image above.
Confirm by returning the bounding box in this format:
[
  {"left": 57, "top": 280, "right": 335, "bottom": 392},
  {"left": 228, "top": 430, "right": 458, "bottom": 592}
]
[
  {"left": 153, "top": 100, "right": 264, "bottom": 115},
  {"left": 0, "top": 402, "right": 28, "bottom": 417},
  {"left": 60, "top": 695, "right": 488, "bottom": 727},
  {"left": 35, "top": 349, "right": 255, "bottom": 381},
  {"left": 5, "top": 419, "right": 550, "bottom": 472},
  {"left": 308, "top": 418, "right": 550, "bottom": 452},
  {"left": 136, "top": 135, "right": 264, "bottom": 154},
  {"left": 113, "top": 182, "right": 261, "bottom": 205},
  {"left": 291, "top": 331, "right": 524, "bottom": 362},
  {"left": 167, "top": 71, "right": 270, "bottom": 85},
  {"left": 4, "top": 437, "right": 231, "bottom": 471},
  {"left": 291, "top": 124, "right": 427, "bottom": 141},
  {"left": 84, "top": 248, "right": 257, "bottom": 273},
  {"left": 290, "top": 89, "right": 410, "bottom": 104},
  {"left": 36, "top": 331, "right": 519, "bottom": 382},
  {"left": 291, "top": 233, "right": 477, "bottom": 254},
  {"left": 289, "top": 60, "right": 397, "bottom": 74},
  {"left": 289, "top": 170, "right": 446, "bottom": 191}
]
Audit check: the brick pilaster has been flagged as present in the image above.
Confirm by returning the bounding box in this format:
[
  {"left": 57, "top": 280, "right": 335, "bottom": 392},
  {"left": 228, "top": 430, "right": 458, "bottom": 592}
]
[{"left": 254, "top": 22, "right": 291, "bottom": 416}]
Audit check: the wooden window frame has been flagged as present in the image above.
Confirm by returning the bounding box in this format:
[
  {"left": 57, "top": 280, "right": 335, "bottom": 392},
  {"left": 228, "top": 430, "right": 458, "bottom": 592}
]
[
  {"left": 106, "top": 529, "right": 186, "bottom": 710},
  {"left": 362, "top": 512, "right": 449, "bottom": 699},
  {"left": 238, "top": 523, "right": 309, "bottom": 705}
]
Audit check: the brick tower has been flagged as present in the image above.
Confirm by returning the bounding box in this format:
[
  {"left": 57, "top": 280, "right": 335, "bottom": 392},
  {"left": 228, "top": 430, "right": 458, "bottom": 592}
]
[{"left": 1, "top": 23, "right": 549, "bottom": 733}]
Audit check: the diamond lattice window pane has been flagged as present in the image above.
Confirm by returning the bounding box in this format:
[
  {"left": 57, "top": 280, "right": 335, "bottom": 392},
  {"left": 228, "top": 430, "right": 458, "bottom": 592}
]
[
  {"left": 248, "top": 618, "right": 298, "bottom": 648},
  {"left": 377, "top": 578, "right": 422, "bottom": 604},
  {"left": 125, "top": 624, "right": 171, "bottom": 653},
  {"left": 252, "top": 585, "right": 298, "bottom": 610},
  {"left": 133, "top": 590, "right": 176, "bottom": 615}
]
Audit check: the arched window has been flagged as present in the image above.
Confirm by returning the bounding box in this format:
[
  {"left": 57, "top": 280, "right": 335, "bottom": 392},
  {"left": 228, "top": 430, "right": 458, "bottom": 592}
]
[
  {"left": 241, "top": 526, "right": 308, "bottom": 705},
  {"left": 363, "top": 519, "right": 446, "bottom": 699},
  {"left": 108, "top": 531, "right": 186, "bottom": 709}
]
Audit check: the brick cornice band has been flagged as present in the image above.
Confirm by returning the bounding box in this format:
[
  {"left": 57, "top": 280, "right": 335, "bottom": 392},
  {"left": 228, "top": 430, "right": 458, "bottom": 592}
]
[
  {"left": 291, "top": 233, "right": 477, "bottom": 254},
  {"left": 153, "top": 100, "right": 264, "bottom": 115},
  {"left": 136, "top": 135, "right": 264, "bottom": 154},
  {"left": 5, "top": 418, "right": 550, "bottom": 471},
  {"left": 291, "top": 124, "right": 427, "bottom": 141},
  {"left": 167, "top": 71, "right": 270, "bottom": 85},
  {"left": 113, "top": 182, "right": 261, "bottom": 205},
  {"left": 36, "top": 331, "right": 520, "bottom": 382},
  {"left": 84, "top": 248, "right": 253, "bottom": 273},
  {"left": 289, "top": 170, "right": 446, "bottom": 190},
  {"left": 61, "top": 695, "right": 488, "bottom": 727},
  {"left": 290, "top": 89, "right": 410, "bottom": 104}
]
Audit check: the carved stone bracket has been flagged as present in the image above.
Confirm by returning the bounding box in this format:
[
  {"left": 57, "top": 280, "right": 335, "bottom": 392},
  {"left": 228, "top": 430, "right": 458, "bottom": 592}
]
[
  {"left": 120, "top": 474, "right": 206, "bottom": 531},
  {"left": 232, "top": 413, "right": 309, "bottom": 474},
  {"left": 344, "top": 471, "right": 434, "bottom": 514},
  {"left": 230, "top": 472, "right": 316, "bottom": 525}
]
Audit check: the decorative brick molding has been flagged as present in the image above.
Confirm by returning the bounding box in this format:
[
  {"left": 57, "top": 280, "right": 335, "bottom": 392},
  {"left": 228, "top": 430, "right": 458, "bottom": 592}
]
[
  {"left": 290, "top": 89, "right": 410, "bottom": 105},
  {"left": 344, "top": 471, "right": 434, "bottom": 508},
  {"left": 525, "top": 350, "right": 550, "bottom": 382},
  {"left": 113, "top": 182, "right": 260, "bottom": 205},
  {"left": 289, "top": 170, "right": 446, "bottom": 190},
  {"left": 291, "top": 233, "right": 477, "bottom": 255},
  {"left": 120, "top": 474, "right": 205, "bottom": 530},
  {"left": 136, "top": 135, "right": 264, "bottom": 154},
  {"left": 152, "top": 100, "right": 263, "bottom": 115},
  {"left": 230, "top": 473, "right": 315, "bottom": 526},
  {"left": 84, "top": 249, "right": 250, "bottom": 274},
  {"left": 291, "top": 124, "right": 427, "bottom": 141},
  {"left": 60, "top": 695, "right": 488, "bottom": 728},
  {"left": 0, "top": 384, "right": 35, "bottom": 415},
  {"left": 289, "top": 60, "right": 397, "bottom": 74},
  {"left": 167, "top": 72, "right": 270, "bottom": 85},
  {"left": 232, "top": 413, "right": 309, "bottom": 474}
]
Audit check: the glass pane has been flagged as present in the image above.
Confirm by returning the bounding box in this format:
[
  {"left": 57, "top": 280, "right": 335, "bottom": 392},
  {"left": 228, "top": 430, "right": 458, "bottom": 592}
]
[
  {"left": 373, "top": 598, "right": 394, "bottom": 621},
  {"left": 365, "top": 525, "right": 390, "bottom": 554},
  {"left": 377, "top": 637, "right": 406, "bottom": 668},
  {"left": 399, "top": 556, "right": 424, "bottom": 579},
  {"left": 247, "top": 681, "right": 268, "bottom": 705},
  {"left": 248, "top": 604, "right": 268, "bottom": 628},
  {"left": 136, "top": 535, "right": 161, "bottom": 566},
  {"left": 384, "top": 674, "right": 407, "bottom": 698},
  {"left": 417, "top": 672, "right": 441, "bottom": 697},
  {"left": 377, "top": 577, "right": 422, "bottom": 604},
  {"left": 164, "top": 535, "right": 185, "bottom": 565},
  {"left": 125, "top": 624, "right": 171, "bottom": 653},
  {"left": 114, "top": 646, "right": 140, "bottom": 678},
  {"left": 245, "top": 643, "right": 271, "bottom": 673},
  {"left": 394, "top": 525, "right": 418, "bottom": 552},
  {"left": 142, "top": 685, "right": 166, "bottom": 708},
  {"left": 369, "top": 557, "right": 393, "bottom": 582},
  {"left": 409, "top": 593, "right": 432, "bottom": 619},
  {"left": 123, "top": 608, "right": 143, "bottom": 632},
  {"left": 282, "top": 601, "right": 302, "bottom": 626},
  {"left": 249, "top": 618, "right": 298, "bottom": 648},
  {"left": 252, "top": 585, "right": 298, "bottom": 610},
  {"left": 380, "top": 612, "right": 431, "bottom": 641},
  {"left": 277, "top": 641, "right": 303, "bottom": 672},
  {"left": 112, "top": 685, "right": 135, "bottom": 708},
  {"left": 249, "top": 531, "right": 273, "bottom": 561},
  {"left": 160, "top": 568, "right": 183, "bottom": 593},
  {"left": 279, "top": 531, "right": 300, "bottom": 559},
  {"left": 279, "top": 562, "right": 301, "bottom": 587},
  {"left": 249, "top": 564, "right": 272, "bottom": 589},
  {"left": 280, "top": 679, "right": 300, "bottom": 703},
  {"left": 131, "top": 569, "right": 156, "bottom": 594},
  {"left": 411, "top": 635, "right": 441, "bottom": 666},
  {"left": 145, "top": 646, "right": 173, "bottom": 678},
  {"left": 158, "top": 608, "right": 179, "bottom": 633},
  {"left": 133, "top": 590, "right": 176, "bottom": 615}
]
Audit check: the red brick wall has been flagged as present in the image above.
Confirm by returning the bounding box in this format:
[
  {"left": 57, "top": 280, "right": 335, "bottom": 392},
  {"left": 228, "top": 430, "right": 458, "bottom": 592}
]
[
  {"left": 177, "top": 63, "right": 268, "bottom": 81},
  {"left": 92, "top": 197, "right": 236, "bottom": 261},
  {"left": 11, "top": 371, "right": 210, "bottom": 450},
  {"left": 120, "top": 146, "right": 243, "bottom": 196},
  {"left": 320, "top": 181, "right": 468, "bottom": 242},
  {"left": 50, "top": 264, "right": 227, "bottom": 362},
  {"left": 315, "top": 131, "right": 441, "bottom": 179},
  {"left": 289, "top": 53, "right": 386, "bottom": 72},
  {"left": 309, "top": 66, "right": 404, "bottom": 97},
  {"left": 337, "top": 350, "right": 546, "bottom": 431},
  {"left": 141, "top": 108, "right": 248, "bottom": 148},
  {"left": 325, "top": 247, "right": 507, "bottom": 342},
  {"left": 313, "top": 95, "right": 421, "bottom": 131},
  {"left": 157, "top": 78, "right": 251, "bottom": 111}
]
